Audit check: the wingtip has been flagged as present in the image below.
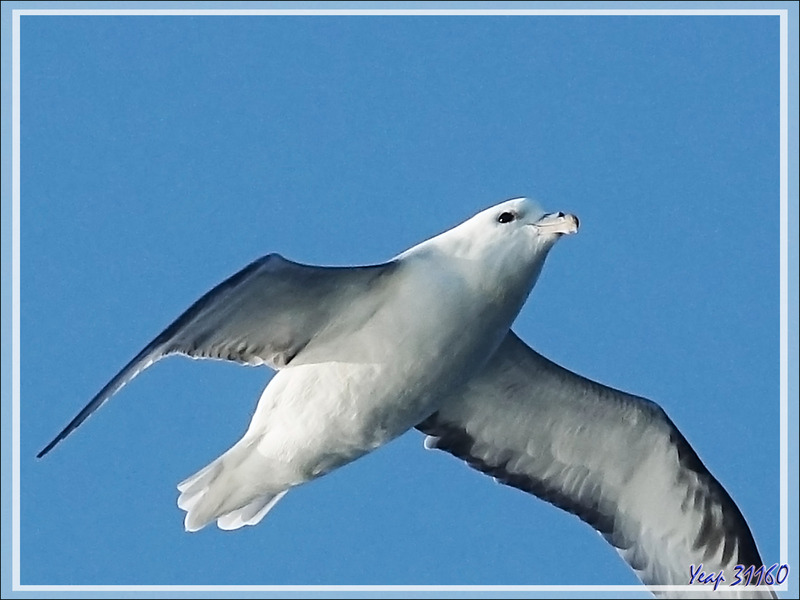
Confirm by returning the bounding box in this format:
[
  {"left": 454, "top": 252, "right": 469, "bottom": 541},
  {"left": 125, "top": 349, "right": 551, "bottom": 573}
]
[{"left": 36, "top": 437, "right": 59, "bottom": 459}]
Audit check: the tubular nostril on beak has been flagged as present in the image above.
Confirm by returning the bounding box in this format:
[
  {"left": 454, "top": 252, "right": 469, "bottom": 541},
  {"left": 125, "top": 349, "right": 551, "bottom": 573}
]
[{"left": 534, "top": 211, "right": 579, "bottom": 235}]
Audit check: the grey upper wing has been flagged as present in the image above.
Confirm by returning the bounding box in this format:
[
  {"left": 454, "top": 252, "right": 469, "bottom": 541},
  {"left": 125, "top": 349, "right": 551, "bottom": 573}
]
[
  {"left": 38, "top": 253, "right": 398, "bottom": 458},
  {"left": 417, "top": 331, "right": 773, "bottom": 597}
]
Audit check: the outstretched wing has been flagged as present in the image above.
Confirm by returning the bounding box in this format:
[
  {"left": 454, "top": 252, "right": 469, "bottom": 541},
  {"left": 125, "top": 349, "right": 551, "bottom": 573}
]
[
  {"left": 38, "top": 253, "right": 398, "bottom": 458},
  {"left": 417, "top": 331, "right": 773, "bottom": 597}
]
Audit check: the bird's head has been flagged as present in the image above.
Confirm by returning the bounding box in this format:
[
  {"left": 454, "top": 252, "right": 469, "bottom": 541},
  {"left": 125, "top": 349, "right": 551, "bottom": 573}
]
[
  {"left": 406, "top": 197, "right": 579, "bottom": 309},
  {"left": 434, "top": 197, "right": 578, "bottom": 267}
]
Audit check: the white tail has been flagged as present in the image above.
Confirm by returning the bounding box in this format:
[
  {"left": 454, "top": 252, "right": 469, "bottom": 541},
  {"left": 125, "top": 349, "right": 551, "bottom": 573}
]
[{"left": 177, "top": 441, "right": 291, "bottom": 532}]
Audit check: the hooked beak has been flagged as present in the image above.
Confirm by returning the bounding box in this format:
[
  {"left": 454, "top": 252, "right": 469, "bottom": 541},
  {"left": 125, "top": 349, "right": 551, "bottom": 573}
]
[{"left": 533, "top": 212, "right": 580, "bottom": 236}]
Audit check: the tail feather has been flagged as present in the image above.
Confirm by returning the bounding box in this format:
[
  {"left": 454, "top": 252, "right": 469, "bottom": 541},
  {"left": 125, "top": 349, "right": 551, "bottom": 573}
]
[
  {"left": 176, "top": 461, "right": 220, "bottom": 516},
  {"left": 177, "top": 444, "right": 290, "bottom": 532},
  {"left": 217, "top": 490, "right": 288, "bottom": 530}
]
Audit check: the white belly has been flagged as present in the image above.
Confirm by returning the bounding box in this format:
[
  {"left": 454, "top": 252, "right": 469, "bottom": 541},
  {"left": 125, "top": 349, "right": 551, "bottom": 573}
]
[{"left": 245, "top": 359, "right": 445, "bottom": 483}]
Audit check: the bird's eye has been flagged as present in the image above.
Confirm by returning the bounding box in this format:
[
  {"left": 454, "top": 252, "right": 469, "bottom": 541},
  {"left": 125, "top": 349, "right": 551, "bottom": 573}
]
[{"left": 497, "top": 211, "right": 516, "bottom": 224}]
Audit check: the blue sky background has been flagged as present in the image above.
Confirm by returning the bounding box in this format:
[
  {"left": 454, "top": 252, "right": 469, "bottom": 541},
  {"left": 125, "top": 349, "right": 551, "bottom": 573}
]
[{"left": 4, "top": 5, "right": 797, "bottom": 597}]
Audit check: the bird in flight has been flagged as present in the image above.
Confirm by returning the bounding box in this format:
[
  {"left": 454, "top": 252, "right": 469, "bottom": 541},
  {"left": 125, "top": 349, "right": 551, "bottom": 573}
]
[{"left": 38, "top": 197, "right": 773, "bottom": 597}]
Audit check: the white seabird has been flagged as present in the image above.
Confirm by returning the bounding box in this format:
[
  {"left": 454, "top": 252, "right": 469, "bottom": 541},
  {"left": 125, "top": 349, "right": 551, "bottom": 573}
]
[{"left": 38, "top": 198, "right": 773, "bottom": 597}]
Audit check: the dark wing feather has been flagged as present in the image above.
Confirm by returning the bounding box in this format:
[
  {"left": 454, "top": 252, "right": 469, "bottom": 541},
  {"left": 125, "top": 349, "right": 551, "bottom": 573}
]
[{"left": 418, "top": 331, "right": 773, "bottom": 597}]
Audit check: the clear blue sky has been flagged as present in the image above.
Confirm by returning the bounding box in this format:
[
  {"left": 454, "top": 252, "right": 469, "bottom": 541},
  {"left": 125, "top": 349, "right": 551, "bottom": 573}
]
[{"left": 9, "top": 6, "right": 795, "bottom": 595}]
